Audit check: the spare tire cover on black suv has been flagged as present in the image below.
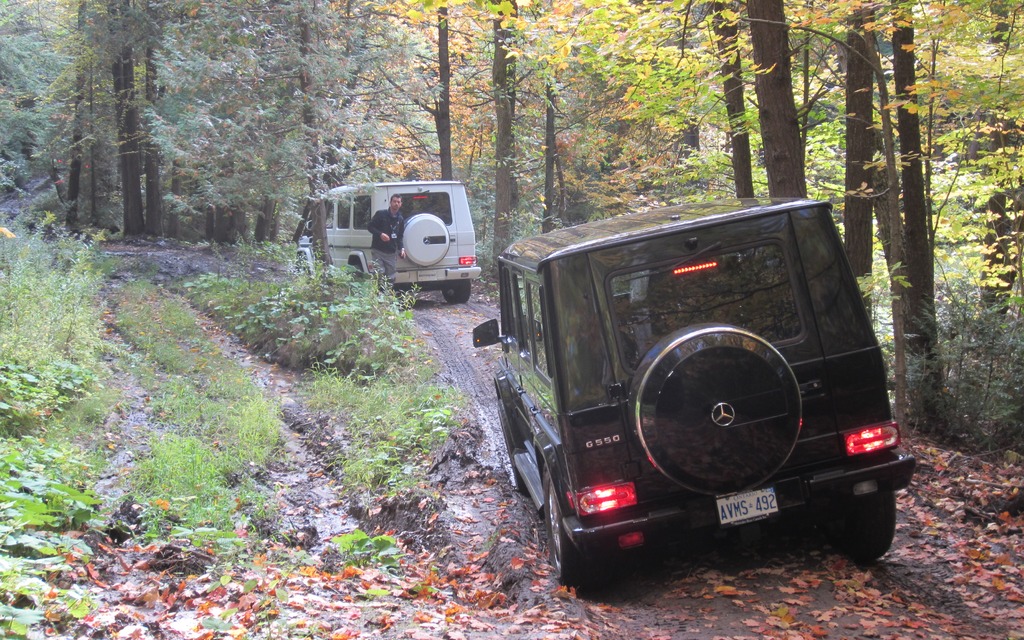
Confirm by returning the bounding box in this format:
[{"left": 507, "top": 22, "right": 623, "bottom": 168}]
[{"left": 630, "top": 325, "right": 801, "bottom": 495}]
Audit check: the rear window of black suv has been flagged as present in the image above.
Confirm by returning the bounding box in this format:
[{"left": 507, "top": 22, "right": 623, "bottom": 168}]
[{"left": 608, "top": 242, "right": 803, "bottom": 369}]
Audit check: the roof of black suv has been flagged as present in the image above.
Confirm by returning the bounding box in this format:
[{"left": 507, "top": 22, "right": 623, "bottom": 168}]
[{"left": 502, "top": 198, "right": 823, "bottom": 270}]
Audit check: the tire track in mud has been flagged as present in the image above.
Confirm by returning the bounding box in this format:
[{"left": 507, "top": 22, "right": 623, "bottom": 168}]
[{"left": 412, "top": 298, "right": 507, "bottom": 478}]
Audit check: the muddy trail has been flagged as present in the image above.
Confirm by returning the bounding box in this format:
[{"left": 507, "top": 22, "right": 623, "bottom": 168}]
[{"left": 40, "top": 240, "right": 1024, "bottom": 639}]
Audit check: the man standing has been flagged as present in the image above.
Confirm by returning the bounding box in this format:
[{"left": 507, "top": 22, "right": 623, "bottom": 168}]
[{"left": 367, "top": 194, "right": 406, "bottom": 286}]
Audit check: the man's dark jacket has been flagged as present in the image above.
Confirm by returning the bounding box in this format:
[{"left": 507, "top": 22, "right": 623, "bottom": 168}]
[{"left": 367, "top": 208, "right": 405, "bottom": 254}]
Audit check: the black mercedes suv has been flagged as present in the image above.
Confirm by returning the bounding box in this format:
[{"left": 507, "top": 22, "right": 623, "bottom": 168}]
[{"left": 473, "top": 199, "right": 916, "bottom": 588}]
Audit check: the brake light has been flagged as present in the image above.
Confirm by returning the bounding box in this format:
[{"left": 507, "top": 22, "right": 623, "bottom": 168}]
[
  {"left": 673, "top": 260, "right": 717, "bottom": 276},
  {"left": 459, "top": 256, "right": 477, "bottom": 266},
  {"left": 576, "top": 482, "right": 637, "bottom": 515},
  {"left": 845, "top": 421, "right": 900, "bottom": 456}
]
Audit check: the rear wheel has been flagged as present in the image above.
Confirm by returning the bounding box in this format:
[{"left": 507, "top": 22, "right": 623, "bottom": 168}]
[
  {"left": 441, "top": 280, "right": 471, "bottom": 304},
  {"left": 544, "top": 472, "right": 605, "bottom": 589},
  {"left": 822, "top": 490, "right": 897, "bottom": 564}
]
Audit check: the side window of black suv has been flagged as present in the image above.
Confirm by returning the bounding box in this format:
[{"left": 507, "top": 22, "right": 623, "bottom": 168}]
[
  {"left": 503, "top": 267, "right": 551, "bottom": 379},
  {"left": 527, "top": 281, "right": 550, "bottom": 378}
]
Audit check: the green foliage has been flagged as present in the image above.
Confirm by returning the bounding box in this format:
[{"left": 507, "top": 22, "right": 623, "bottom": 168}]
[
  {"left": 0, "top": 231, "right": 106, "bottom": 366},
  {"left": 329, "top": 530, "right": 403, "bottom": 571},
  {"left": 303, "top": 371, "right": 459, "bottom": 493},
  {"left": 0, "top": 1, "right": 65, "bottom": 191},
  {"left": 184, "top": 269, "right": 416, "bottom": 376},
  {"left": 0, "top": 362, "right": 95, "bottom": 435},
  {"left": 926, "top": 274, "right": 1024, "bottom": 451},
  {"left": 0, "top": 440, "right": 100, "bottom": 549},
  {"left": 0, "top": 440, "right": 99, "bottom": 635},
  {"left": 0, "top": 231, "right": 105, "bottom": 434}
]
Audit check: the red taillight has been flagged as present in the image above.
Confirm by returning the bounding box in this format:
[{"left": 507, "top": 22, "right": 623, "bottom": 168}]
[
  {"left": 673, "top": 260, "right": 717, "bottom": 276},
  {"left": 845, "top": 421, "right": 900, "bottom": 456},
  {"left": 576, "top": 482, "right": 637, "bottom": 515},
  {"left": 459, "top": 256, "right": 477, "bottom": 266}
]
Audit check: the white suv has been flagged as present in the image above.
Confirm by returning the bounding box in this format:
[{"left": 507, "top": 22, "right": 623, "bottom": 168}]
[{"left": 315, "top": 181, "right": 480, "bottom": 303}]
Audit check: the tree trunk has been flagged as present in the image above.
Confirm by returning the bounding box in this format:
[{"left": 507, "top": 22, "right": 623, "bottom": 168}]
[
  {"left": 863, "top": 20, "right": 909, "bottom": 427},
  {"left": 296, "top": 1, "right": 333, "bottom": 266},
  {"left": 255, "top": 197, "right": 278, "bottom": 243},
  {"left": 436, "top": 7, "right": 453, "bottom": 181},
  {"left": 493, "top": 2, "right": 519, "bottom": 262},
  {"left": 979, "top": 9, "right": 1017, "bottom": 307},
  {"left": 112, "top": 39, "right": 145, "bottom": 235},
  {"left": 893, "top": 17, "right": 940, "bottom": 427},
  {"left": 144, "top": 47, "right": 163, "bottom": 236},
  {"left": 543, "top": 83, "right": 557, "bottom": 233},
  {"left": 66, "top": 0, "right": 88, "bottom": 228},
  {"left": 843, "top": 10, "right": 876, "bottom": 283},
  {"left": 166, "top": 160, "right": 181, "bottom": 239},
  {"left": 746, "top": 0, "right": 806, "bottom": 198},
  {"left": 713, "top": 2, "right": 753, "bottom": 198}
]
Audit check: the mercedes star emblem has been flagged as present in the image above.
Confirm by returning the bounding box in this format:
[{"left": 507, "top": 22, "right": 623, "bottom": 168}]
[{"left": 711, "top": 402, "right": 736, "bottom": 427}]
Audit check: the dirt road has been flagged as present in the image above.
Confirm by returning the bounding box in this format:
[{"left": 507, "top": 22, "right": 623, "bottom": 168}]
[{"left": 415, "top": 292, "right": 1024, "bottom": 640}]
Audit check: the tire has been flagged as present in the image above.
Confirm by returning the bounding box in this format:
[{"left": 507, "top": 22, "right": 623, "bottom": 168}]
[
  {"left": 629, "top": 325, "right": 801, "bottom": 495},
  {"left": 823, "top": 489, "right": 897, "bottom": 564},
  {"left": 441, "top": 280, "right": 471, "bottom": 304},
  {"left": 404, "top": 214, "right": 450, "bottom": 266},
  {"left": 544, "top": 472, "right": 605, "bottom": 590}
]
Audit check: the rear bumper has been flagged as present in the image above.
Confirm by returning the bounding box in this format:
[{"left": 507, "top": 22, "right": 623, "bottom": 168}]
[
  {"left": 567, "top": 449, "right": 916, "bottom": 556},
  {"left": 395, "top": 266, "right": 481, "bottom": 287}
]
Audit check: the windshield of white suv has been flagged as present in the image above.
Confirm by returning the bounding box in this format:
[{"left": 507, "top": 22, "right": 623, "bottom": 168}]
[{"left": 609, "top": 243, "right": 802, "bottom": 368}]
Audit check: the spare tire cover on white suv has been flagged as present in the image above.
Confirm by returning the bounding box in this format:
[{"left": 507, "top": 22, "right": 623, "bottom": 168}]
[
  {"left": 630, "top": 325, "right": 801, "bottom": 495},
  {"left": 404, "top": 214, "right": 450, "bottom": 266}
]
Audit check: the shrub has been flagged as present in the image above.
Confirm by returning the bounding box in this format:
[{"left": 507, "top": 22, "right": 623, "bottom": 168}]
[
  {"left": 927, "top": 280, "right": 1024, "bottom": 451},
  {"left": 184, "top": 268, "right": 415, "bottom": 376},
  {"left": 0, "top": 230, "right": 104, "bottom": 435}
]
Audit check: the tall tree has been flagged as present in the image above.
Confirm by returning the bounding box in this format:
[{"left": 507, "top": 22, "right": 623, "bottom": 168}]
[
  {"left": 843, "top": 8, "right": 877, "bottom": 282},
  {"left": 435, "top": 6, "right": 454, "bottom": 180},
  {"left": 712, "top": 2, "right": 754, "bottom": 198},
  {"left": 746, "top": 0, "right": 805, "bottom": 198},
  {"left": 492, "top": 2, "right": 519, "bottom": 261},
  {"left": 542, "top": 83, "right": 556, "bottom": 233},
  {"left": 295, "top": 0, "right": 331, "bottom": 264},
  {"left": 892, "top": 7, "right": 939, "bottom": 426},
  {"left": 978, "top": 4, "right": 1019, "bottom": 306},
  {"left": 109, "top": 0, "right": 145, "bottom": 235},
  {"left": 143, "top": 40, "right": 162, "bottom": 236}
]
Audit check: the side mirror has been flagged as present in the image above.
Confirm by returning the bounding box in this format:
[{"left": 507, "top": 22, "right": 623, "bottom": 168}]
[{"left": 473, "top": 319, "right": 501, "bottom": 348}]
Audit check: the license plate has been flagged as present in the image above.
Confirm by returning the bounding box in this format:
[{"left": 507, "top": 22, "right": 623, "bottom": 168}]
[{"left": 716, "top": 486, "right": 778, "bottom": 526}]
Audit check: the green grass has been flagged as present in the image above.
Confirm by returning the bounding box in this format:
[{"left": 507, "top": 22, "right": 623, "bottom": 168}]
[
  {"left": 0, "top": 231, "right": 106, "bottom": 436},
  {"left": 109, "top": 281, "right": 281, "bottom": 532},
  {"left": 302, "top": 368, "right": 461, "bottom": 493}
]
